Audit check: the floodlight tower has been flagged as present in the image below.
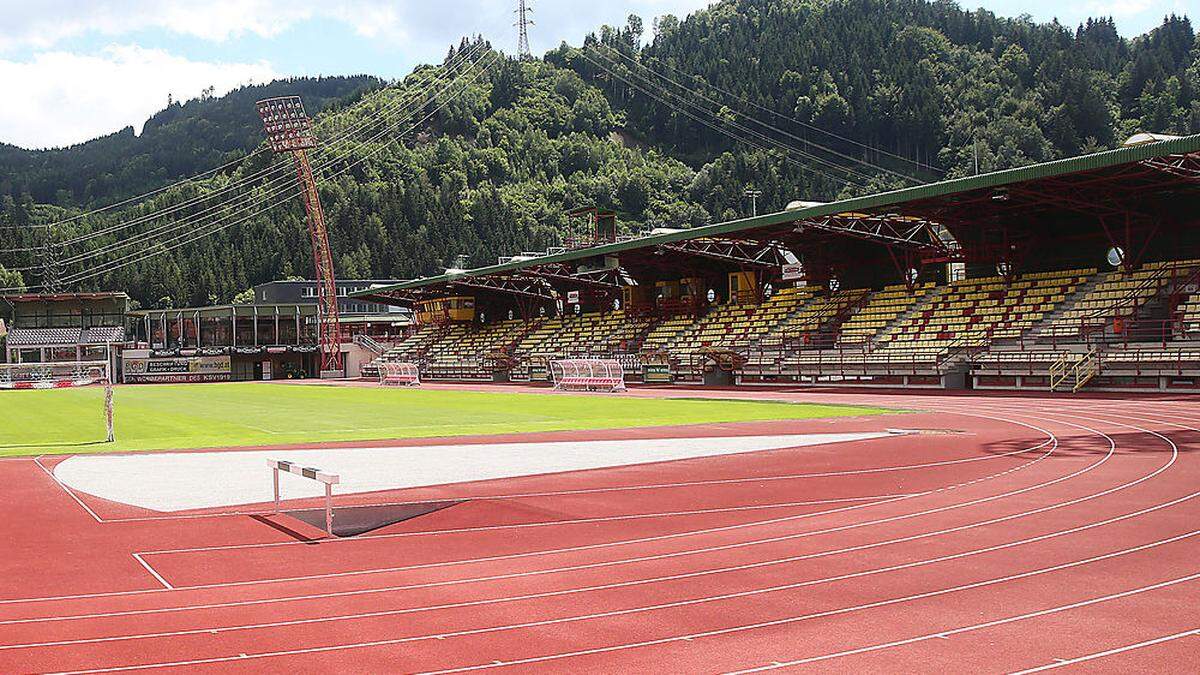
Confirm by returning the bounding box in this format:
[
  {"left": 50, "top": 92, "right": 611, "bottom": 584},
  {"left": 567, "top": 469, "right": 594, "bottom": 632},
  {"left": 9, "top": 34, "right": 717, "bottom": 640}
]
[{"left": 256, "top": 96, "right": 343, "bottom": 375}]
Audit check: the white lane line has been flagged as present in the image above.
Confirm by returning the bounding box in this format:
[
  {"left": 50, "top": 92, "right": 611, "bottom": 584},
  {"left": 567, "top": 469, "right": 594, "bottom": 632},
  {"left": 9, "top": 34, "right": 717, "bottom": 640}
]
[
  {"left": 4, "top": 413, "right": 1175, "bottom": 651},
  {"left": 0, "top": 447, "right": 1086, "bottom": 627},
  {"left": 31, "top": 456, "right": 102, "bottom": 524},
  {"left": 0, "top": 413, "right": 1073, "bottom": 627},
  {"left": 129, "top": 555, "right": 173, "bottom": 591},
  {"left": 48, "top": 530, "right": 1200, "bottom": 674},
  {"left": 137, "top": 421, "right": 1059, "bottom": 591},
  {"left": 726, "top": 578, "right": 1200, "bottom": 673},
  {"left": 0, "top": 411, "right": 1059, "bottom": 606},
  {"left": 719, "top": 407, "right": 1192, "bottom": 672},
  {"left": 1009, "top": 628, "right": 1200, "bottom": 673},
  {"left": 136, "top": 493, "right": 918, "bottom": 556}
]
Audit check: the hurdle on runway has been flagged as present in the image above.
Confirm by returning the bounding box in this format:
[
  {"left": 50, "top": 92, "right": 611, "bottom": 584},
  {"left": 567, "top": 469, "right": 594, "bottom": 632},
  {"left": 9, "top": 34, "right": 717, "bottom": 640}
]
[{"left": 268, "top": 459, "right": 341, "bottom": 536}]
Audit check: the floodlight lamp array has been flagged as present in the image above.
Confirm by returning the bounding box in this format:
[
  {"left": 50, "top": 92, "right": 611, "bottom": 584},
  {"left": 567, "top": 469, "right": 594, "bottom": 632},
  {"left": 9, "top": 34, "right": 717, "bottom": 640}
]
[{"left": 256, "top": 96, "right": 317, "bottom": 152}]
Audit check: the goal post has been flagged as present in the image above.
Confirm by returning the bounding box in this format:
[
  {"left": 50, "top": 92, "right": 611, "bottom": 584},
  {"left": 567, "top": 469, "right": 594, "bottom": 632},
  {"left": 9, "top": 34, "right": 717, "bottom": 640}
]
[
  {"left": 0, "top": 360, "right": 110, "bottom": 390},
  {"left": 550, "top": 358, "right": 627, "bottom": 393},
  {"left": 0, "top": 360, "right": 116, "bottom": 445}
]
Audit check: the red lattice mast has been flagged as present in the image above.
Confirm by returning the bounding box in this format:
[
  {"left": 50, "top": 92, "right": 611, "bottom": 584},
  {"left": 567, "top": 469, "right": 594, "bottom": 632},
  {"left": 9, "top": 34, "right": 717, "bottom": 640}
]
[{"left": 257, "top": 96, "right": 343, "bottom": 374}]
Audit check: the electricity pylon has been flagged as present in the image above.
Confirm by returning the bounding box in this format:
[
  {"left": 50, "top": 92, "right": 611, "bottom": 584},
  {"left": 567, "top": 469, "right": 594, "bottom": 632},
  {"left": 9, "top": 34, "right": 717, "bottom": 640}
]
[{"left": 516, "top": 0, "right": 534, "bottom": 58}]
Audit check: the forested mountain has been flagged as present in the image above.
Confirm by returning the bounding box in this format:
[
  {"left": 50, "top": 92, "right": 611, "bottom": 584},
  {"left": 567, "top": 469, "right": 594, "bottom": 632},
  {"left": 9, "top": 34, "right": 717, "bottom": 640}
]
[
  {"left": 558, "top": 0, "right": 1198, "bottom": 217},
  {"left": 0, "top": 76, "right": 381, "bottom": 207},
  {"left": 1, "top": 0, "right": 1197, "bottom": 307}
]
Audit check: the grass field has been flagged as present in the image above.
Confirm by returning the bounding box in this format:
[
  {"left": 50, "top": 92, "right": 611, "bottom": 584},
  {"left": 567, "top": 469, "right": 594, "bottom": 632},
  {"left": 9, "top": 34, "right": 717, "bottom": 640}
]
[{"left": 0, "top": 383, "right": 896, "bottom": 456}]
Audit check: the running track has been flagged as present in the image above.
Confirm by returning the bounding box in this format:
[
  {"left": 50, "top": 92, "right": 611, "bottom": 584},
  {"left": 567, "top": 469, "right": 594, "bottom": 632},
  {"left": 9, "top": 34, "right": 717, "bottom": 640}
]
[{"left": 1, "top": 387, "right": 1198, "bottom": 673}]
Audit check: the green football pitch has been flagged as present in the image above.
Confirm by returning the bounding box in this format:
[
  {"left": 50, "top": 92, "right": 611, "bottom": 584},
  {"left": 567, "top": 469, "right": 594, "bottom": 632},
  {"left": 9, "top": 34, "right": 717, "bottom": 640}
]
[{"left": 0, "top": 383, "right": 896, "bottom": 456}]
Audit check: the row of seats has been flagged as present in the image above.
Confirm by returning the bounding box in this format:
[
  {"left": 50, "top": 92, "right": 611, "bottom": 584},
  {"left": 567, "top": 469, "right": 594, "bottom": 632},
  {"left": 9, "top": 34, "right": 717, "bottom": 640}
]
[
  {"left": 1042, "top": 261, "right": 1199, "bottom": 338},
  {"left": 420, "top": 320, "right": 528, "bottom": 380},
  {"left": 837, "top": 283, "right": 935, "bottom": 345},
  {"left": 664, "top": 287, "right": 820, "bottom": 379},
  {"left": 524, "top": 311, "right": 653, "bottom": 360},
  {"left": 758, "top": 289, "right": 869, "bottom": 347},
  {"left": 373, "top": 260, "right": 1200, "bottom": 381},
  {"left": 874, "top": 268, "right": 1092, "bottom": 357}
]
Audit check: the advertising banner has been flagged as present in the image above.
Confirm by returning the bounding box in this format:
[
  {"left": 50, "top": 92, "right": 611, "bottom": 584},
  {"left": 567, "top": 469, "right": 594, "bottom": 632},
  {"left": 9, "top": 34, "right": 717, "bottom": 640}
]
[
  {"left": 643, "top": 364, "right": 672, "bottom": 384},
  {"left": 123, "top": 355, "right": 232, "bottom": 384}
]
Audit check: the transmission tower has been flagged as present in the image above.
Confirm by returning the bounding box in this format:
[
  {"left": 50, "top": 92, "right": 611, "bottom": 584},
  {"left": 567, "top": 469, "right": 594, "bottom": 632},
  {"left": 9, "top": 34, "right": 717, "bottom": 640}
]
[
  {"left": 515, "top": 0, "right": 534, "bottom": 58},
  {"left": 41, "top": 232, "right": 63, "bottom": 294},
  {"left": 256, "top": 96, "right": 344, "bottom": 376}
]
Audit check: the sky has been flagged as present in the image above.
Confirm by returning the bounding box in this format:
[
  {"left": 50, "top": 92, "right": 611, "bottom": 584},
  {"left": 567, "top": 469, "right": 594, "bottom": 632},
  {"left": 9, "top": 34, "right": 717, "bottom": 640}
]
[{"left": 0, "top": 0, "right": 1192, "bottom": 150}]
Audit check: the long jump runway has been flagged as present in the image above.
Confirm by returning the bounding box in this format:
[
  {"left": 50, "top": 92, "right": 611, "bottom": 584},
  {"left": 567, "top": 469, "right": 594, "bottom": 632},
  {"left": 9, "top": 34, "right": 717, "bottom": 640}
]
[{"left": 0, "top": 390, "right": 1197, "bottom": 673}]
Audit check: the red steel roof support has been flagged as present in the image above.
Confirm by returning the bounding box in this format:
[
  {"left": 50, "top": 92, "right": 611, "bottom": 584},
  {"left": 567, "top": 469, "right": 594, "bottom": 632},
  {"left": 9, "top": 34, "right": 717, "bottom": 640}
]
[{"left": 257, "top": 96, "right": 343, "bottom": 375}]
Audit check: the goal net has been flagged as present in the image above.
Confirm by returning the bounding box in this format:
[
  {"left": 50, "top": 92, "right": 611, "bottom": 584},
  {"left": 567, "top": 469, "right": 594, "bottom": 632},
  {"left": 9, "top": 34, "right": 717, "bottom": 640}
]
[
  {"left": 0, "top": 361, "right": 110, "bottom": 390},
  {"left": 550, "top": 358, "right": 627, "bottom": 393},
  {"left": 378, "top": 361, "right": 421, "bottom": 387}
]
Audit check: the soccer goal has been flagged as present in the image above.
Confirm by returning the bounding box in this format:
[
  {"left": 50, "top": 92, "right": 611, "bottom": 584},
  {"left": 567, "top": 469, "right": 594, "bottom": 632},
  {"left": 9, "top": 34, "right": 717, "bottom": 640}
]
[
  {"left": 550, "top": 358, "right": 627, "bottom": 393},
  {"left": 0, "top": 360, "right": 110, "bottom": 390},
  {"left": 0, "top": 361, "right": 116, "bottom": 444},
  {"left": 378, "top": 361, "right": 421, "bottom": 387}
]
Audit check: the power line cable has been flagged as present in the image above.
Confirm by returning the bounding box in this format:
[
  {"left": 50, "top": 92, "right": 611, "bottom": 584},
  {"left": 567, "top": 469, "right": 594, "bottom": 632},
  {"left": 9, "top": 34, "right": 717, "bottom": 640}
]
[
  {"left": 582, "top": 48, "right": 872, "bottom": 189},
  {"left": 37, "top": 41, "right": 495, "bottom": 268},
  {"left": 0, "top": 40, "right": 491, "bottom": 255},
  {"left": 52, "top": 47, "right": 498, "bottom": 283},
  {"left": 630, "top": 48, "right": 944, "bottom": 174},
  {"left": 1, "top": 44, "right": 495, "bottom": 289},
  {"left": 37, "top": 48, "right": 501, "bottom": 292},
  {"left": 587, "top": 47, "right": 876, "bottom": 186},
  {"left": 596, "top": 44, "right": 923, "bottom": 185},
  {"left": 0, "top": 42, "right": 488, "bottom": 234}
]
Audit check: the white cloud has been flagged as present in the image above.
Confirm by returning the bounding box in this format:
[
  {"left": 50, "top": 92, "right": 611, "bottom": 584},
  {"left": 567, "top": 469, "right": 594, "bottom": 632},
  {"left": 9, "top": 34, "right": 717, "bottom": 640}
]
[
  {"left": 0, "top": 0, "right": 410, "bottom": 52},
  {"left": 0, "top": 1, "right": 711, "bottom": 54},
  {"left": 0, "top": 45, "right": 277, "bottom": 149}
]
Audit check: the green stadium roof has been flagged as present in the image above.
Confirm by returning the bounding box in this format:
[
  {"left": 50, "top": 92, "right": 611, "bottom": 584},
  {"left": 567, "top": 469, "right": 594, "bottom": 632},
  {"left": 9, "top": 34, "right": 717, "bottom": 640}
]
[{"left": 350, "top": 133, "right": 1200, "bottom": 300}]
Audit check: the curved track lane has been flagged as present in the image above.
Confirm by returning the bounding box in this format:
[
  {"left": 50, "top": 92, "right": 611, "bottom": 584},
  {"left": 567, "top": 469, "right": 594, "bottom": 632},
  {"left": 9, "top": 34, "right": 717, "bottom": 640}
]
[{"left": 0, "top": 391, "right": 1196, "bottom": 673}]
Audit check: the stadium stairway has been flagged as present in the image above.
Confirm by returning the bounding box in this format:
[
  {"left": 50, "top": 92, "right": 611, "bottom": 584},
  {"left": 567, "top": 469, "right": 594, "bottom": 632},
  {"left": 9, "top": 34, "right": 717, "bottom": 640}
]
[
  {"left": 1028, "top": 272, "right": 1105, "bottom": 342},
  {"left": 1178, "top": 291, "right": 1200, "bottom": 338},
  {"left": 835, "top": 283, "right": 937, "bottom": 348},
  {"left": 362, "top": 325, "right": 441, "bottom": 378}
]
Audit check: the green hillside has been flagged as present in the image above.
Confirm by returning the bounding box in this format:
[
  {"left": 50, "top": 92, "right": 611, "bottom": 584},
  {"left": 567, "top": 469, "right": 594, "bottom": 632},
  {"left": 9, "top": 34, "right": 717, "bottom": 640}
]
[{"left": 1, "top": 0, "right": 1197, "bottom": 305}]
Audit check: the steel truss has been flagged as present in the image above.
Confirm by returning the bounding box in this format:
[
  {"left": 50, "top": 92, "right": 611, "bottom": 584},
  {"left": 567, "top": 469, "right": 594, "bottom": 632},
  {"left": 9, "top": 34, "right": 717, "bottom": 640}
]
[
  {"left": 657, "top": 238, "right": 797, "bottom": 268},
  {"left": 1140, "top": 153, "right": 1200, "bottom": 181},
  {"left": 794, "top": 213, "right": 956, "bottom": 256},
  {"left": 520, "top": 263, "right": 622, "bottom": 291},
  {"left": 447, "top": 274, "right": 557, "bottom": 301}
]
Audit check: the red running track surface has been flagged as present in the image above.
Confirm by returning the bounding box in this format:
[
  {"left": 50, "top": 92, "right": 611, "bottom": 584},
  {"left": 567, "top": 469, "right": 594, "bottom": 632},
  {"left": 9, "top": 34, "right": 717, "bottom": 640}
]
[{"left": 0, "top": 388, "right": 1198, "bottom": 673}]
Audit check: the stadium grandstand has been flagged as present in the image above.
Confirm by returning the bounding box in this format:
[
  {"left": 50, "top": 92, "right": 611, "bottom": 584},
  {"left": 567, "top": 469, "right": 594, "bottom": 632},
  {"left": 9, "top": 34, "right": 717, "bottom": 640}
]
[
  {"left": 351, "top": 134, "right": 1200, "bottom": 394},
  {"left": 1, "top": 293, "right": 129, "bottom": 369},
  {"left": 1, "top": 292, "right": 407, "bottom": 384}
]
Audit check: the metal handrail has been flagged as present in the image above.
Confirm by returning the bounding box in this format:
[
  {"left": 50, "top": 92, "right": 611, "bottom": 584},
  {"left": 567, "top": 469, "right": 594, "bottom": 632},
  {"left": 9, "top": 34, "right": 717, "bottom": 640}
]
[
  {"left": 1071, "top": 347, "right": 1102, "bottom": 393},
  {"left": 1074, "top": 263, "right": 1197, "bottom": 341},
  {"left": 352, "top": 334, "right": 386, "bottom": 356},
  {"left": 1048, "top": 353, "right": 1072, "bottom": 391}
]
